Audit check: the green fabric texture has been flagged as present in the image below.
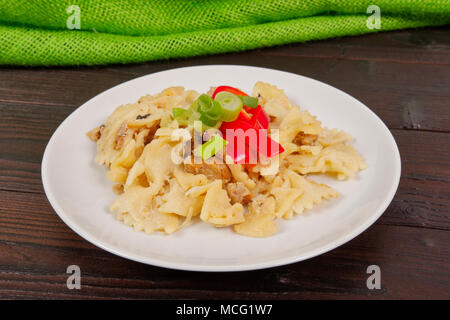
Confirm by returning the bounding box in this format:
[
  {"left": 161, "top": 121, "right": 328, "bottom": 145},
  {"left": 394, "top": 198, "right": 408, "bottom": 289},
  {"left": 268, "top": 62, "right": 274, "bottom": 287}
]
[{"left": 0, "top": 0, "right": 449, "bottom": 66}]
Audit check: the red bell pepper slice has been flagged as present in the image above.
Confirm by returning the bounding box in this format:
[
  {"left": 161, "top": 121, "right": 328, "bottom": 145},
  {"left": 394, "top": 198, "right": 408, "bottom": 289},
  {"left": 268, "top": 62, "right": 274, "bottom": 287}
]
[
  {"left": 221, "top": 124, "right": 283, "bottom": 163},
  {"left": 220, "top": 118, "right": 255, "bottom": 164},
  {"left": 213, "top": 86, "right": 269, "bottom": 129},
  {"left": 213, "top": 86, "right": 254, "bottom": 122},
  {"left": 212, "top": 86, "right": 248, "bottom": 99},
  {"left": 214, "top": 85, "right": 283, "bottom": 164},
  {"left": 224, "top": 138, "right": 258, "bottom": 164},
  {"left": 253, "top": 129, "right": 284, "bottom": 159},
  {"left": 247, "top": 105, "right": 269, "bottom": 129}
]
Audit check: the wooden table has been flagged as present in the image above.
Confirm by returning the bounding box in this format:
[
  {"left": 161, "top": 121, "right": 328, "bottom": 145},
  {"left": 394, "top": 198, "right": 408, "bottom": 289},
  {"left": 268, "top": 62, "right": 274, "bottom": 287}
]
[{"left": 0, "top": 26, "right": 449, "bottom": 300}]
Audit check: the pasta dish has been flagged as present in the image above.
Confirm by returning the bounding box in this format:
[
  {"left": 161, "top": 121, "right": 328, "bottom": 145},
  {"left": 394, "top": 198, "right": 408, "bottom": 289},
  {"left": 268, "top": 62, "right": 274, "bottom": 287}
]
[{"left": 87, "top": 82, "right": 367, "bottom": 237}]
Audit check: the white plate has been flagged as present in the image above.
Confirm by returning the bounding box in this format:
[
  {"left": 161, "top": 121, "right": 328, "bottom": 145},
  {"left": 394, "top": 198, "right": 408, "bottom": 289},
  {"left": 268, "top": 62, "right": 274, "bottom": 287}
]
[{"left": 42, "top": 65, "right": 400, "bottom": 272}]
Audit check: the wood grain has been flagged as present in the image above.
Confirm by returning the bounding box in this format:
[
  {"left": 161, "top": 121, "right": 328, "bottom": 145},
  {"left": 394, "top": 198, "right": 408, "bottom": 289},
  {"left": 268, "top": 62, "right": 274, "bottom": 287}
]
[
  {"left": 0, "top": 221, "right": 448, "bottom": 299},
  {"left": 0, "top": 27, "right": 449, "bottom": 299}
]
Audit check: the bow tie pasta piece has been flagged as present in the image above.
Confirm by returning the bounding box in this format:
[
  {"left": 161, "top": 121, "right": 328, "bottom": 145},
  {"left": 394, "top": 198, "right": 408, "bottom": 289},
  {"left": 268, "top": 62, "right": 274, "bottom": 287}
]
[
  {"left": 124, "top": 157, "right": 147, "bottom": 191},
  {"left": 200, "top": 180, "right": 245, "bottom": 227},
  {"left": 154, "top": 117, "right": 180, "bottom": 138},
  {"left": 142, "top": 139, "right": 175, "bottom": 192},
  {"left": 279, "top": 109, "right": 322, "bottom": 146},
  {"left": 234, "top": 196, "right": 278, "bottom": 238},
  {"left": 111, "top": 185, "right": 184, "bottom": 234},
  {"left": 94, "top": 101, "right": 155, "bottom": 166},
  {"left": 107, "top": 139, "right": 137, "bottom": 184},
  {"left": 318, "top": 128, "right": 352, "bottom": 147},
  {"left": 228, "top": 164, "right": 256, "bottom": 190},
  {"left": 117, "top": 137, "right": 175, "bottom": 194},
  {"left": 298, "top": 145, "right": 323, "bottom": 156},
  {"left": 286, "top": 170, "right": 338, "bottom": 215},
  {"left": 320, "top": 144, "right": 368, "bottom": 180},
  {"left": 110, "top": 185, "right": 157, "bottom": 222},
  {"left": 159, "top": 179, "right": 204, "bottom": 217},
  {"left": 286, "top": 153, "right": 322, "bottom": 175},
  {"left": 287, "top": 143, "right": 367, "bottom": 180},
  {"left": 270, "top": 186, "right": 303, "bottom": 219},
  {"left": 94, "top": 120, "right": 133, "bottom": 167},
  {"left": 127, "top": 113, "right": 163, "bottom": 131},
  {"left": 117, "top": 210, "right": 180, "bottom": 235},
  {"left": 137, "top": 87, "right": 188, "bottom": 107},
  {"left": 252, "top": 82, "right": 293, "bottom": 119},
  {"left": 139, "top": 87, "right": 185, "bottom": 110},
  {"left": 185, "top": 179, "right": 220, "bottom": 198},
  {"left": 173, "top": 166, "right": 208, "bottom": 191}
]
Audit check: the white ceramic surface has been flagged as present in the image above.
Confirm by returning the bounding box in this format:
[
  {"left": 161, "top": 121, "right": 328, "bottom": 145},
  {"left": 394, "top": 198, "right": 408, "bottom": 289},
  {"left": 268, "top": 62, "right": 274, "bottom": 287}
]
[{"left": 42, "top": 65, "right": 401, "bottom": 272}]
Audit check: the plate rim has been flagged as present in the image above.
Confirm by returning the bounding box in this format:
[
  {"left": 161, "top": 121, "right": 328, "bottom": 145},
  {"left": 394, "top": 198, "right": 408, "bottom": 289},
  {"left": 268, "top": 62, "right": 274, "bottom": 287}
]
[{"left": 41, "top": 64, "right": 401, "bottom": 272}]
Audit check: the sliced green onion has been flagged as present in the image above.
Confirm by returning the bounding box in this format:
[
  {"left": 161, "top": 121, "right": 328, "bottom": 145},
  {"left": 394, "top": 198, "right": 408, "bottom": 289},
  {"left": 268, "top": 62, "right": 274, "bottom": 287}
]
[
  {"left": 211, "top": 120, "right": 223, "bottom": 129},
  {"left": 172, "top": 107, "right": 193, "bottom": 126},
  {"left": 194, "top": 134, "right": 228, "bottom": 160},
  {"left": 172, "top": 107, "right": 190, "bottom": 119},
  {"left": 189, "top": 99, "right": 199, "bottom": 112},
  {"left": 199, "top": 112, "right": 220, "bottom": 127},
  {"left": 197, "top": 94, "right": 222, "bottom": 118},
  {"left": 201, "top": 119, "right": 222, "bottom": 131},
  {"left": 192, "top": 118, "right": 221, "bottom": 133},
  {"left": 214, "top": 91, "right": 243, "bottom": 122},
  {"left": 202, "top": 100, "right": 222, "bottom": 118},
  {"left": 239, "top": 96, "right": 258, "bottom": 109},
  {"left": 188, "top": 110, "right": 201, "bottom": 122},
  {"left": 193, "top": 94, "right": 221, "bottom": 127},
  {"left": 193, "top": 119, "right": 203, "bottom": 134}
]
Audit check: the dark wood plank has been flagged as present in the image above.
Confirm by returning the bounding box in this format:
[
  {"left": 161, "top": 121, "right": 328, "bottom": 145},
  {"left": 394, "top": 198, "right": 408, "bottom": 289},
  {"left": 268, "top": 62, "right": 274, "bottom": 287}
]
[
  {"left": 0, "top": 159, "right": 41, "bottom": 193},
  {"left": 0, "top": 102, "right": 73, "bottom": 163},
  {"left": 260, "top": 27, "right": 450, "bottom": 65},
  {"left": 378, "top": 130, "right": 450, "bottom": 230},
  {"left": 0, "top": 102, "right": 73, "bottom": 193},
  {"left": 0, "top": 191, "right": 93, "bottom": 249},
  {"left": 0, "top": 222, "right": 448, "bottom": 299},
  {"left": 0, "top": 68, "right": 135, "bottom": 108}
]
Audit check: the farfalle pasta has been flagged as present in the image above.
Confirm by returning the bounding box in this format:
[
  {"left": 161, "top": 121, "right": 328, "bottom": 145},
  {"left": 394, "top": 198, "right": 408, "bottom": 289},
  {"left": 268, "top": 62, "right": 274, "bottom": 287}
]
[{"left": 87, "top": 82, "right": 367, "bottom": 237}]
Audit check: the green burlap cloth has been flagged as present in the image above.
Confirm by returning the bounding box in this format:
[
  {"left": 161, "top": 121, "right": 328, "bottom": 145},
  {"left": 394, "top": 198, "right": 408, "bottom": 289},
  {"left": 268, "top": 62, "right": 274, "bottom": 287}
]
[{"left": 0, "top": 0, "right": 449, "bottom": 66}]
